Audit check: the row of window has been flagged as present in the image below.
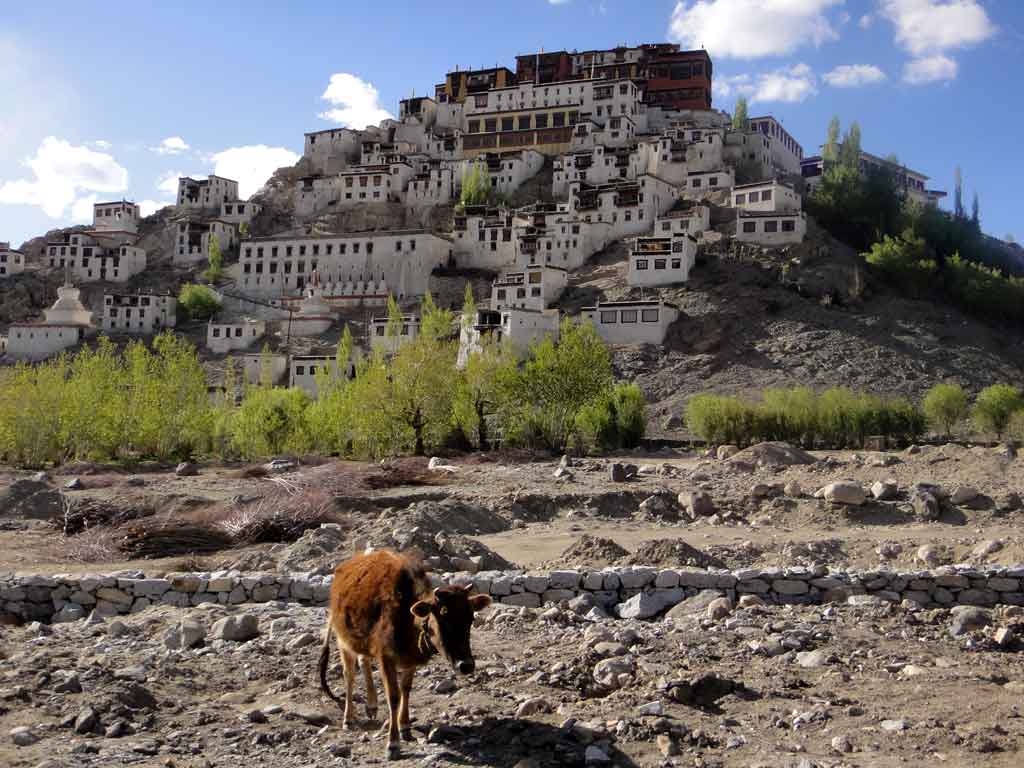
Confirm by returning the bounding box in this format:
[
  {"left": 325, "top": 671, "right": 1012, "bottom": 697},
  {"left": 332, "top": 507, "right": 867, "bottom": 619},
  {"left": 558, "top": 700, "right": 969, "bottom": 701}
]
[
  {"left": 468, "top": 110, "right": 582, "bottom": 134},
  {"left": 496, "top": 287, "right": 543, "bottom": 300},
  {"left": 244, "top": 239, "right": 418, "bottom": 260},
  {"left": 635, "top": 258, "right": 684, "bottom": 270},
  {"left": 735, "top": 189, "right": 773, "bottom": 204},
  {"left": 597, "top": 308, "right": 661, "bottom": 324},
  {"left": 741, "top": 219, "right": 797, "bottom": 233}
]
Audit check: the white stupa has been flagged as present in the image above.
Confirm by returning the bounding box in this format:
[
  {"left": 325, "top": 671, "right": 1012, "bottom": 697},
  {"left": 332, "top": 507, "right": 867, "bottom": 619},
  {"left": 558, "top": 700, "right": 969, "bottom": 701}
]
[
  {"left": 44, "top": 282, "right": 95, "bottom": 327},
  {"left": 286, "top": 271, "right": 334, "bottom": 336}
]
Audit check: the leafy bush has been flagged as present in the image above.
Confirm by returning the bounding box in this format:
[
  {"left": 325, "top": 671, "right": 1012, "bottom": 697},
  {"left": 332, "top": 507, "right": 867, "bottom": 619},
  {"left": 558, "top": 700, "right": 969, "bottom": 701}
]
[
  {"left": 203, "top": 235, "right": 224, "bottom": 283},
  {"left": 576, "top": 383, "right": 647, "bottom": 452},
  {"left": 972, "top": 384, "right": 1023, "bottom": 439},
  {"left": 178, "top": 284, "right": 222, "bottom": 321},
  {"left": 922, "top": 383, "right": 968, "bottom": 437},
  {"left": 459, "top": 161, "right": 491, "bottom": 207},
  {"left": 230, "top": 386, "right": 312, "bottom": 460}
]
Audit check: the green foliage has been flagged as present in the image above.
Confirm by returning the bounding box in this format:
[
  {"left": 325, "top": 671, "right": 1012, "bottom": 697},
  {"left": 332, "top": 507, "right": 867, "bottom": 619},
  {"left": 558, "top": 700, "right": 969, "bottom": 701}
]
[
  {"left": 810, "top": 163, "right": 905, "bottom": 252},
  {"left": 823, "top": 116, "right": 840, "bottom": 164},
  {"left": 230, "top": 386, "right": 312, "bottom": 460},
  {"left": 731, "top": 97, "right": 748, "bottom": 130},
  {"left": 239, "top": 221, "right": 250, "bottom": 239},
  {"left": 497, "top": 318, "right": 615, "bottom": 451},
  {"left": 461, "top": 283, "right": 476, "bottom": 328},
  {"left": 385, "top": 294, "right": 403, "bottom": 339},
  {"left": 684, "top": 387, "right": 925, "bottom": 449},
  {"left": 838, "top": 122, "right": 861, "bottom": 171},
  {"left": 972, "top": 384, "right": 1023, "bottom": 439},
  {"left": 1009, "top": 411, "right": 1024, "bottom": 443},
  {"left": 419, "top": 291, "right": 454, "bottom": 342},
  {"left": 459, "top": 161, "right": 491, "bottom": 207},
  {"left": 576, "top": 383, "right": 647, "bottom": 452},
  {"left": 452, "top": 336, "right": 515, "bottom": 450},
  {"left": 203, "top": 235, "right": 224, "bottom": 283},
  {"left": 922, "top": 383, "right": 969, "bottom": 437},
  {"left": 862, "top": 230, "right": 936, "bottom": 294},
  {"left": 178, "top": 284, "right": 222, "bottom": 322}
]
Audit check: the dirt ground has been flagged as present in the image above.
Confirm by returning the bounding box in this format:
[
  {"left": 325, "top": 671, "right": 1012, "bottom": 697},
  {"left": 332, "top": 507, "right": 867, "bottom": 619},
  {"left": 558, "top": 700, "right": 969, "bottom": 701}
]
[{"left": 1, "top": 444, "right": 1023, "bottom": 767}]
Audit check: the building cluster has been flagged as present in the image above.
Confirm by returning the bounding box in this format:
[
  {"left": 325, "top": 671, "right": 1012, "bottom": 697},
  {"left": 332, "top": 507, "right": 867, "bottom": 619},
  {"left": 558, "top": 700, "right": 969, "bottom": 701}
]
[{"left": 2, "top": 40, "right": 948, "bottom": 377}]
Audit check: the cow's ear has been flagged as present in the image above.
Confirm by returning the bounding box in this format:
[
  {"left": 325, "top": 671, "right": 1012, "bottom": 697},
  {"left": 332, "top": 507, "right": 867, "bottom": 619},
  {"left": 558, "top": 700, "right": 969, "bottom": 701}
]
[
  {"left": 411, "top": 600, "right": 433, "bottom": 618},
  {"left": 468, "top": 593, "right": 492, "bottom": 612}
]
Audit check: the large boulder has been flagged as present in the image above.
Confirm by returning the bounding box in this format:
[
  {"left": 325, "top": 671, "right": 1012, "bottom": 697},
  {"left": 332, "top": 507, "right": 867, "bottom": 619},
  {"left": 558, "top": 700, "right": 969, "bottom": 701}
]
[
  {"left": 210, "top": 614, "right": 259, "bottom": 642},
  {"left": 818, "top": 482, "right": 867, "bottom": 506},
  {"left": 728, "top": 442, "right": 815, "bottom": 468},
  {"left": 678, "top": 491, "right": 716, "bottom": 518},
  {"left": 614, "top": 588, "right": 685, "bottom": 620}
]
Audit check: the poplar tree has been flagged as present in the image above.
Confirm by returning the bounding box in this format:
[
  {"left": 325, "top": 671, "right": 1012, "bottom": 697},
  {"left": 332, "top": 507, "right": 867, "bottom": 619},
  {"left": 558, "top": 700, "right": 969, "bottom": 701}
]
[{"left": 731, "top": 97, "right": 749, "bottom": 130}]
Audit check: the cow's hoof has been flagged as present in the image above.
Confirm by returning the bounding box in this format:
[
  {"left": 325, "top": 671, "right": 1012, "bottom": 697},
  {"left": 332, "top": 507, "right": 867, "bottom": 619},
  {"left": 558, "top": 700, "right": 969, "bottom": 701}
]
[
  {"left": 341, "top": 719, "right": 356, "bottom": 732},
  {"left": 385, "top": 741, "right": 401, "bottom": 760},
  {"left": 365, "top": 707, "right": 378, "bottom": 722}
]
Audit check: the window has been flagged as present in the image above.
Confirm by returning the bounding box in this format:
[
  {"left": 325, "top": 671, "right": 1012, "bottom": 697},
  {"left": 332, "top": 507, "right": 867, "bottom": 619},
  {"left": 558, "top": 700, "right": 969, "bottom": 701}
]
[
  {"left": 782, "top": 220, "right": 795, "bottom": 232},
  {"left": 621, "top": 309, "right": 637, "bottom": 323},
  {"left": 396, "top": 240, "right": 402, "bottom": 251},
  {"left": 501, "top": 117, "right": 514, "bottom": 131},
  {"left": 485, "top": 119, "right": 497, "bottom": 132},
  {"left": 375, "top": 325, "right": 385, "bottom": 336},
  {"left": 600, "top": 310, "right": 617, "bottom": 324},
  {"left": 654, "top": 259, "right": 666, "bottom": 270},
  {"left": 692, "top": 178, "right": 701, "bottom": 188},
  {"left": 535, "top": 113, "right": 549, "bottom": 129},
  {"left": 641, "top": 309, "right": 659, "bottom": 322},
  {"left": 552, "top": 112, "right": 565, "bottom": 127},
  {"left": 709, "top": 177, "right": 718, "bottom": 187},
  {"left": 762, "top": 189, "right": 772, "bottom": 201},
  {"left": 764, "top": 220, "right": 778, "bottom": 233},
  {"left": 661, "top": 221, "right": 671, "bottom": 231},
  {"left": 518, "top": 115, "right": 531, "bottom": 130},
  {"left": 235, "top": 327, "right": 243, "bottom": 337},
  {"left": 742, "top": 221, "right": 756, "bottom": 233},
  {"left": 671, "top": 258, "right": 681, "bottom": 269},
  {"left": 735, "top": 193, "right": 746, "bottom": 204},
  {"left": 636, "top": 259, "right": 649, "bottom": 270},
  {"left": 213, "top": 327, "right": 221, "bottom": 338}
]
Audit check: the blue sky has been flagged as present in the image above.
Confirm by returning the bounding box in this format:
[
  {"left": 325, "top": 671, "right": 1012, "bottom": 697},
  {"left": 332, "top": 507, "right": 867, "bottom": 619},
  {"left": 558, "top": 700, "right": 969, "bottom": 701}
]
[{"left": 2, "top": 1, "right": 1021, "bottom": 247}]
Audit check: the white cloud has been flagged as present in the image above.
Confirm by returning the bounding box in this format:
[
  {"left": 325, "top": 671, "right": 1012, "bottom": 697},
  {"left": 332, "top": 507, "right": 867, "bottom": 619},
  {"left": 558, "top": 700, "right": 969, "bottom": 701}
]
[
  {"left": 859, "top": 13, "right": 873, "bottom": 28},
  {"left": 0, "top": 136, "right": 129, "bottom": 219},
  {"left": 839, "top": 10, "right": 851, "bottom": 24},
  {"left": 823, "top": 64, "right": 887, "bottom": 87},
  {"left": 71, "top": 195, "right": 97, "bottom": 223},
  {"left": 880, "top": 0, "right": 996, "bottom": 56},
  {"left": 153, "top": 136, "right": 190, "bottom": 155},
  {"left": 92, "top": 140, "right": 112, "bottom": 150},
  {"left": 211, "top": 145, "right": 299, "bottom": 199},
  {"left": 548, "top": 0, "right": 572, "bottom": 4},
  {"left": 156, "top": 171, "right": 184, "bottom": 196},
  {"left": 668, "top": 0, "right": 843, "bottom": 59},
  {"left": 902, "top": 53, "right": 958, "bottom": 83},
  {"left": 138, "top": 199, "right": 174, "bottom": 218},
  {"left": 714, "top": 64, "right": 818, "bottom": 102},
  {"left": 318, "top": 73, "right": 394, "bottom": 129}
]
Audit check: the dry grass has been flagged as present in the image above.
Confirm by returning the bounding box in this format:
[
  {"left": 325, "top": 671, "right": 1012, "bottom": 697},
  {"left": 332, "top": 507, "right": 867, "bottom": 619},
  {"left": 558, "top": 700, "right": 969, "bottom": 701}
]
[
  {"left": 202, "top": 488, "right": 342, "bottom": 544},
  {"left": 53, "top": 495, "right": 155, "bottom": 535},
  {"left": 61, "top": 527, "right": 119, "bottom": 563}
]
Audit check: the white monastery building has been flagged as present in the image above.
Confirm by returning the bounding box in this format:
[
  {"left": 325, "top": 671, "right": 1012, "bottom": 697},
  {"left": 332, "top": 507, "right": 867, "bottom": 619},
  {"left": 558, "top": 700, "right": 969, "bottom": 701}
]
[
  {"left": 627, "top": 235, "right": 697, "bottom": 287},
  {"left": 102, "top": 292, "right": 177, "bottom": 334},
  {"left": 207, "top": 319, "right": 267, "bottom": 354},
  {"left": 0, "top": 242, "right": 26, "bottom": 278},
  {"left": 732, "top": 180, "right": 801, "bottom": 213},
  {"left": 7, "top": 282, "right": 95, "bottom": 361},
  {"left": 581, "top": 299, "right": 679, "bottom": 346},
  {"left": 177, "top": 175, "right": 240, "bottom": 210}
]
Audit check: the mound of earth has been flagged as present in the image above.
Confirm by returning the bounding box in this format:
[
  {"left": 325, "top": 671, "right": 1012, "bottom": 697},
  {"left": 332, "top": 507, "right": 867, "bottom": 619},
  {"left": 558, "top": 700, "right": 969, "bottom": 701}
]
[
  {"left": 559, "top": 535, "right": 630, "bottom": 566},
  {"left": 620, "top": 538, "right": 726, "bottom": 569},
  {"left": 729, "top": 441, "right": 816, "bottom": 468},
  {"left": 0, "top": 479, "right": 62, "bottom": 521}
]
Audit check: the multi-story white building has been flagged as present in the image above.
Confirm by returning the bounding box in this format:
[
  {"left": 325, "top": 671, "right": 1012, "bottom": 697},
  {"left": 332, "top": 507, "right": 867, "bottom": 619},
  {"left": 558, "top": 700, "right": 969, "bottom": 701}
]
[
  {"left": 92, "top": 200, "right": 140, "bottom": 234},
  {"left": 452, "top": 206, "right": 517, "bottom": 270},
  {"left": 723, "top": 130, "right": 774, "bottom": 183},
  {"left": 336, "top": 161, "right": 414, "bottom": 205},
  {"left": 177, "top": 175, "right": 240, "bottom": 210},
  {"left": 461, "top": 150, "right": 545, "bottom": 198},
  {"left": 567, "top": 175, "right": 676, "bottom": 240},
  {"left": 7, "top": 283, "right": 95, "bottom": 361},
  {"left": 627, "top": 235, "right": 697, "bottom": 287},
  {"left": 173, "top": 219, "right": 238, "bottom": 265},
  {"left": 236, "top": 351, "right": 289, "bottom": 386},
  {"left": 406, "top": 164, "right": 455, "bottom": 207},
  {"left": 736, "top": 210, "right": 807, "bottom": 246},
  {"left": 748, "top": 116, "right": 804, "bottom": 176},
  {"left": 800, "top": 151, "right": 946, "bottom": 206},
  {"left": 303, "top": 128, "right": 362, "bottom": 175},
  {"left": 654, "top": 204, "right": 711, "bottom": 238},
  {"left": 732, "top": 179, "right": 801, "bottom": 213},
  {"left": 580, "top": 299, "right": 679, "bottom": 346},
  {"left": 553, "top": 145, "right": 642, "bottom": 197},
  {"left": 681, "top": 168, "right": 735, "bottom": 198},
  {"left": 207, "top": 319, "right": 266, "bottom": 354},
  {"left": 491, "top": 265, "right": 567, "bottom": 311},
  {"left": 0, "top": 242, "right": 26, "bottom": 278},
  {"left": 515, "top": 205, "right": 613, "bottom": 271},
  {"left": 102, "top": 292, "right": 177, "bottom": 334},
  {"left": 45, "top": 232, "right": 146, "bottom": 283},
  {"left": 368, "top": 314, "right": 421, "bottom": 354},
  {"left": 237, "top": 230, "right": 450, "bottom": 299},
  {"left": 456, "top": 307, "right": 560, "bottom": 367},
  {"left": 219, "top": 200, "right": 262, "bottom": 226}
]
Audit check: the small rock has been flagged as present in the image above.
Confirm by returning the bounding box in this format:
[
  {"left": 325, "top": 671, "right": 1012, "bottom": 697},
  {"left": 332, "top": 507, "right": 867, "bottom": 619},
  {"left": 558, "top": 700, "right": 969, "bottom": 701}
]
[
  {"left": 585, "top": 745, "right": 611, "bottom": 764},
  {"left": 75, "top": 707, "right": 98, "bottom": 734},
  {"left": 880, "top": 719, "right": 908, "bottom": 733},
  {"left": 795, "top": 649, "right": 833, "bottom": 669},
  {"left": 819, "top": 482, "right": 866, "bottom": 506},
  {"left": 175, "top": 462, "right": 199, "bottom": 477},
  {"left": 53, "top": 672, "right": 82, "bottom": 694},
  {"left": 287, "top": 632, "right": 317, "bottom": 651},
  {"left": 636, "top": 700, "right": 664, "bottom": 716},
  {"left": 706, "top": 596, "right": 733, "bottom": 621},
  {"left": 64, "top": 478, "right": 83, "bottom": 491},
  {"left": 107, "top": 619, "right": 130, "bottom": 638},
  {"left": 656, "top": 733, "right": 680, "bottom": 757},
  {"left": 10, "top": 726, "right": 38, "bottom": 746},
  {"left": 716, "top": 445, "right": 739, "bottom": 460},
  {"left": 994, "top": 626, "right": 1016, "bottom": 648},
  {"left": 210, "top": 614, "right": 259, "bottom": 642},
  {"left": 784, "top": 480, "right": 803, "bottom": 497},
  {"left": 870, "top": 479, "right": 899, "bottom": 501},
  {"left": 950, "top": 607, "right": 991, "bottom": 637},
  {"left": 951, "top": 486, "right": 979, "bottom": 505},
  {"left": 831, "top": 735, "right": 853, "bottom": 753},
  {"left": 515, "top": 697, "right": 551, "bottom": 718},
  {"left": 972, "top": 539, "right": 1003, "bottom": 559},
  {"left": 738, "top": 594, "right": 765, "bottom": 608}
]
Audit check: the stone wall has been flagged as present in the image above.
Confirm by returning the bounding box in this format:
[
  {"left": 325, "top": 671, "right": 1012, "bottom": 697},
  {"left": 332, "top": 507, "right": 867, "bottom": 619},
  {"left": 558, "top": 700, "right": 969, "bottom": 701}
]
[{"left": 4, "top": 564, "right": 1024, "bottom": 624}]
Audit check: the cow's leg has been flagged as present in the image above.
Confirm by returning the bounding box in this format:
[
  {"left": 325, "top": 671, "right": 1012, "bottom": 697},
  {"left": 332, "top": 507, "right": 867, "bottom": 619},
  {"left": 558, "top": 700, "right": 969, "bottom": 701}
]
[
  {"left": 362, "top": 656, "right": 378, "bottom": 721},
  {"left": 379, "top": 655, "right": 402, "bottom": 758},
  {"left": 398, "top": 667, "right": 415, "bottom": 740},
  {"left": 338, "top": 644, "right": 358, "bottom": 729}
]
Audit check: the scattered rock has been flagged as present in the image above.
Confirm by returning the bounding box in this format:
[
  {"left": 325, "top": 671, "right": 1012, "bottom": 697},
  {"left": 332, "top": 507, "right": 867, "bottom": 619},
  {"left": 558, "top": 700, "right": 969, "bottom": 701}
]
[
  {"left": 880, "top": 719, "right": 909, "bottom": 733},
  {"left": 818, "top": 482, "right": 866, "bottom": 506},
  {"left": 64, "top": 478, "right": 84, "bottom": 491},
  {"left": 951, "top": 486, "right": 979, "bottom": 505},
  {"left": 174, "top": 462, "right": 199, "bottom": 477},
  {"left": 972, "top": 539, "right": 1004, "bottom": 560},
  {"left": 10, "top": 726, "right": 38, "bottom": 746},
  {"left": 870, "top": 479, "right": 899, "bottom": 501},
  {"left": 74, "top": 707, "right": 98, "bottom": 734},
  {"left": 950, "top": 606, "right": 992, "bottom": 637},
  {"left": 706, "top": 596, "right": 733, "bottom": 621},
  {"left": 716, "top": 445, "right": 739, "bottom": 460},
  {"left": 678, "top": 490, "right": 715, "bottom": 518},
  {"left": 729, "top": 442, "right": 815, "bottom": 468},
  {"left": 831, "top": 735, "right": 853, "bottom": 753},
  {"left": 210, "top": 614, "right": 259, "bottom": 642}
]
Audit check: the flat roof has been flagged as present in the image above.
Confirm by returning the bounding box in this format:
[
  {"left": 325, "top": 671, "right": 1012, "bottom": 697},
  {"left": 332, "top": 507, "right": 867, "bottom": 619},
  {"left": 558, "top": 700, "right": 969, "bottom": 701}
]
[
  {"left": 738, "top": 210, "right": 804, "bottom": 219},
  {"left": 246, "top": 228, "right": 432, "bottom": 243},
  {"left": 583, "top": 299, "right": 678, "bottom": 310},
  {"left": 732, "top": 179, "right": 792, "bottom": 191}
]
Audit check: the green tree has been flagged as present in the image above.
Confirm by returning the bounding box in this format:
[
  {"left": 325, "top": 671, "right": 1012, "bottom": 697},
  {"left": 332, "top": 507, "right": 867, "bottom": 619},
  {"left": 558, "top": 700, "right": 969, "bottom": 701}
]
[
  {"left": 452, "top": 336, "right": 514, "bottom": 450},
  {"left": 576, "top": 382, "right": 647, "bottom": 452},
  {"left": 204, "top": 234, "right": 224, "bottom": 283},
  {"left": 419, "top": 291, "right": 454, "bottom": 342},
  {"left": 922, "top": 383, "right": 968, "bottom": 438},
  {"left": 497, "top": 318, "right": 614, "bottom": 451},
  {"left": 387, "top": 333, "right": 457, "bottom": 455},
  {"left": 731, "top": 96, "right": 749, "bottom": 130},
  {"left": 862, "top": 230, "right": 936, "bottom": 294},
  {"left": 461, "top": 283, "right": 476, "bottom": 328},
  {"left": 972, "top": 384, "right": 1024, "bottom": 440},
  {"left": 459, "top": 161, "right": 491, "bottom": 207},
  {"left": 239, "top": 221, "right": 250, "bottom": 239},
  {"left": 971, "top": 191, "right": 980, "bottom": 230},
  {"left": 822, "top": 116, "right": 841, "bottom": 164},
  {"left": 179, "top": 283, "right": 222, "bottom": 321},
  {"left": 839, "top": 121, "right": 861, "bottom": 171},
  {"left": 385, "top": 294, "right": 403, "bottom": 339},
  {"left": 230, "top": 387, "right": 312, "bottom": 459},
  {"left": 954, "top": 166, "right": 964, "bottom": 218}
]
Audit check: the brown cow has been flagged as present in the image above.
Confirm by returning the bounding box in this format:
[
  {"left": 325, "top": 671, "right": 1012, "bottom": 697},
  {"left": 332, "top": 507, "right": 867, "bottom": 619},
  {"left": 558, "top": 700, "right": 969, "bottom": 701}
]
[{"left": 319, "top": 550, "right": 491, "bottom": 758}]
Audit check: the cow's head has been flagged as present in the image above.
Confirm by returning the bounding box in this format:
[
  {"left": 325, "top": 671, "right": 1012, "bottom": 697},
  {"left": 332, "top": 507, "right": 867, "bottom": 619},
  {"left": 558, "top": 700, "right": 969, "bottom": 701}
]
[{"left": 411, "top": 585, "right": 491, "bottom": 674}]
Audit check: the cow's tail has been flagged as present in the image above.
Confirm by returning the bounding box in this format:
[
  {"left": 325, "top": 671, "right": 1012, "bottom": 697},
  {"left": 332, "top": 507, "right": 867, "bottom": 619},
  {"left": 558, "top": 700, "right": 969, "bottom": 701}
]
[{"left": 319, "top": 623, "right": 343, "bottom": 707}]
